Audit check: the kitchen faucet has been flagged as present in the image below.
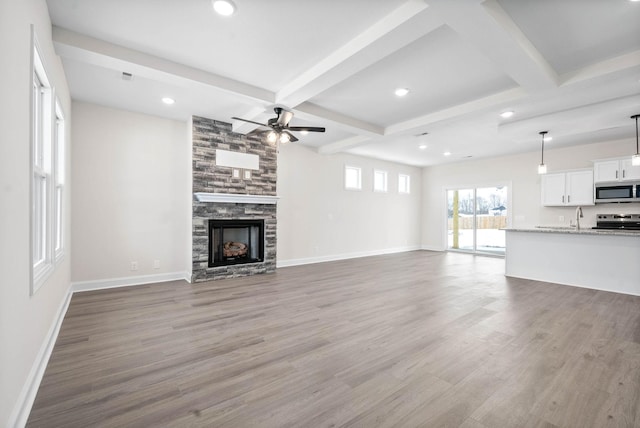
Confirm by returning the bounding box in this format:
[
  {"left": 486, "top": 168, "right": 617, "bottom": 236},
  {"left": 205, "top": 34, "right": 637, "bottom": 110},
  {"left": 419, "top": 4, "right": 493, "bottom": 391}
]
[{"left": 575, "top": 206, "right": 583, "bottom": 230}]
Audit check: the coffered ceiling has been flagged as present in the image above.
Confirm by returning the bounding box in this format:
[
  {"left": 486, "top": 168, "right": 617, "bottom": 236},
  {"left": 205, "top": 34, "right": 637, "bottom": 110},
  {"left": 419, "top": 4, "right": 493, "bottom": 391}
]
[{"left": 47, "top": 0, "right": 640, "bottom": 166}]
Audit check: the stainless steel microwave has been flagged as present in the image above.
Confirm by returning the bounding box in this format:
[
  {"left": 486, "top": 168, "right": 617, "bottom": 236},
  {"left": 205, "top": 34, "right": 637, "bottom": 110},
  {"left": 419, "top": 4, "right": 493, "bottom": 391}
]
[{"left": 594, "top": 181, "right": 640, "bottom": 203}]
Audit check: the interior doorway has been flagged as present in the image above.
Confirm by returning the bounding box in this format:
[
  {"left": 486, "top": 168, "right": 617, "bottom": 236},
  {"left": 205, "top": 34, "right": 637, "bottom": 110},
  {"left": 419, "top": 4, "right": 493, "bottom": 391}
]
[{"left": 446, "top": 186, "right": 509, "bottom": 256}]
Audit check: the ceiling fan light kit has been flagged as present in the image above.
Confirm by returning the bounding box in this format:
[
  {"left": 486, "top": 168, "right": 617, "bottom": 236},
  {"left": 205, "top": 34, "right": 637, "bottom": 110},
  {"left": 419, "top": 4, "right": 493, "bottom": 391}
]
[
  {"left": 233, "top": 107, "right": 325, "bottom": 144},
  {"left": 266, "top": 131, "right": 278, "bottom": 144}
]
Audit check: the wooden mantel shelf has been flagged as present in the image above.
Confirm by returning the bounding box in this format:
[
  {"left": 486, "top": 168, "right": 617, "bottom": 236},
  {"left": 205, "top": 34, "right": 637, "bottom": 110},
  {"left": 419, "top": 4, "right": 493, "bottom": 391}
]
[{"left": 193, "top": 192, "right": 279, "bottom": 205}]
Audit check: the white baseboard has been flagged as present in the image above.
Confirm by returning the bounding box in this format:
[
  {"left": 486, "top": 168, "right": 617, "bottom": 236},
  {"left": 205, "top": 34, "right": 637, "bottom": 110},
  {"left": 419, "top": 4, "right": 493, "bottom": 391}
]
[
  {"left": 9, "top": 285, "right": 73, "bottom": 428},
  {"left": 276, "top": 245, "right": 421, "bottom": 268},
  {"left": 420, "top": 244, "right": 446, "bottom": 252},
  {"left": 72, "top": 271, "right": 190, "bottom": 293}
]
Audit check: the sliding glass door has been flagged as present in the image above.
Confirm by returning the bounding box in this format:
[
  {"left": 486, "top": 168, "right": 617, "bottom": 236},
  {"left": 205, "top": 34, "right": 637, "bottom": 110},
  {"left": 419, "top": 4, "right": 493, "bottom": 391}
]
[{"left": 447, "top": 186, "right": 508, "bottom": 256}]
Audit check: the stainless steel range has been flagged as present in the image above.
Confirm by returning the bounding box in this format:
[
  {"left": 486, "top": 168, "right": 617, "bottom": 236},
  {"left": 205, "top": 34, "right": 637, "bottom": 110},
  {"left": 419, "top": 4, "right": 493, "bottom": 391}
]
[{"left": 592, "top": 214, "right": 640, "bottom": 230}]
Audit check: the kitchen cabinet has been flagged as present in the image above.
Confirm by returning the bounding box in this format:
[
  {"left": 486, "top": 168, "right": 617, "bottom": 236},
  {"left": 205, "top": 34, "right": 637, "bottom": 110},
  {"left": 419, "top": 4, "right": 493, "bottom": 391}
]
[
  {"left": 541, "top": 169, "right": 594, "bottom": 206},
  {"left": 593, "top": 158, "right": 640, "bottom": 182}
]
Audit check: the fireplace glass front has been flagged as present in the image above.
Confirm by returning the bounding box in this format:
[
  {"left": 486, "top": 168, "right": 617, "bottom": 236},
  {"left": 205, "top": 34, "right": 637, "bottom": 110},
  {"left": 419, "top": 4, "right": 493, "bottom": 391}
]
[{"left": 208, "top": 219, "right": 264, "bottom": 267}]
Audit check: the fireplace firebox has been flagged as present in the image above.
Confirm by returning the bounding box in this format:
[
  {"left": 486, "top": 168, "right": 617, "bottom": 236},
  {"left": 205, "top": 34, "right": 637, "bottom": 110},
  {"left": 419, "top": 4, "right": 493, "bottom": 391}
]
[{"left": 208, "top": 219, "right": 264, "bottom": 267}]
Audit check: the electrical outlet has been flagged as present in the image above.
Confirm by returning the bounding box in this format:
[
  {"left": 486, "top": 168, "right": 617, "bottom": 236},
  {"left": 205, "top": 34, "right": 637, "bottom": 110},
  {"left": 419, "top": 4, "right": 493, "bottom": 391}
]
[
  {"left": 559, "top": 215, "right": 565, "bottom": 222},
  {"left": 153, "top": 260, "right": 160, "bottom": 269},
  {"left": 130, "top": 261, "right": 138, "bottom": 271}
]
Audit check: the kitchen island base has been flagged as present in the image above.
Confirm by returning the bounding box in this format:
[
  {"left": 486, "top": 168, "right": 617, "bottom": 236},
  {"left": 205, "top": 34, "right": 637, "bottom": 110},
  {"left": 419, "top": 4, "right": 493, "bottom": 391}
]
[{"left": 505, "top": 229, "right": 640, "bottom": 296}]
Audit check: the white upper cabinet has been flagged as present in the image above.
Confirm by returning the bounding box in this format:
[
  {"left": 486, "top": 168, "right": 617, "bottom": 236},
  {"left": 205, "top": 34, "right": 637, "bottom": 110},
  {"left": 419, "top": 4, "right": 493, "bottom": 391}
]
[
  {"left": 620, "top": 159, "right": 640, "bottom": 180},
  {"left": 594, "top": 158, "right": 640, "bottom": 182},
  {"left": 541, "top": 169, "right": 594, "bottom": 207},
  {"left": 566, "top": 170, "right": 594, "bottom": 205},
  {"left": 541, "top": 173, "right": 566, "bottom": 206}
]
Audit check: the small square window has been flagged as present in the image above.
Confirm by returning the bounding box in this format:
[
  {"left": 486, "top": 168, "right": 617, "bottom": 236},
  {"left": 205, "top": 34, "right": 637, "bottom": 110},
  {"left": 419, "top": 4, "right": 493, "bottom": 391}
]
[
  {"left": 345, "top": 165, "right": 361, "bottom": 190},
  {"left": 398, "top": 174, "right": 411, "bottom": 194},
  {"left": 373, "top": 170, "right": 388, "bottom": 193}
]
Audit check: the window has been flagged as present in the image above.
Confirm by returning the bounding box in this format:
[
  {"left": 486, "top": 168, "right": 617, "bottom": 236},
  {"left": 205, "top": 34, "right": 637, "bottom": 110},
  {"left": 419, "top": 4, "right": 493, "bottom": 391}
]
[
  {"left": 31, "top": 39, "right": 55, "bottom": 293},
  {"left": 54, "top": 102, "right": 65, "bottom": 261},
  {"left": 344, "top": 165, "right": 362, "bottom": 190},
  {"left": 398, "top": 174, "right": 411, "bottom": 194},
  {"left": 373, "top": 170, "right": 388, "bottom": 192},
  {"left": 447, "top": 186, "right": 509, "bottom": 256}
]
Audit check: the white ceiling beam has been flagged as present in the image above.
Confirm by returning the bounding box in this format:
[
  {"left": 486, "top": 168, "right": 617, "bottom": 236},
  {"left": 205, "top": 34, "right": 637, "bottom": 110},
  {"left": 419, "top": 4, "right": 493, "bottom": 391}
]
[
  {"left": 560, "top": 50, "right": 640, "bottom": 86},
  {"left": 427, "top": 0, "right": 558, "bottom": 92},
  {"left": 52, "top": 26, "right": 275, "bottom": 104},
  {"left": 386, "top": 87, "right": 526, "bottom": 135},
  {"left": 293, "top": 102, "right": 384, "bottom": 138},
  {"left": 497, "top": 94, "right": 640, "bottom": 141},
  {"left": 276, "top": 0, "right": 434, "bottom": 108}
]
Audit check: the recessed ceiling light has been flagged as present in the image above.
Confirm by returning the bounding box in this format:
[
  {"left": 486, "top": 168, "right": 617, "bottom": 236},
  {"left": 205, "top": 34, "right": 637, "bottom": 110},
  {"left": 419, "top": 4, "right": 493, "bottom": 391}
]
[
  {"left": 500, "top": 110, "right": 514, "bottom": 118},
  {"left": 419, "top": 144, "right": 427, "bottom": 150},
  {"left": 162, "top": 97, "right": 175, "bottom": 105},
  {"left": 213, "top": 0, "right": 236, "bottom": 16},
  {"left": 300, "top": 130, "right": 309, "bottom": 135},
  {"left": 394, "top": 88, "right": 409, "bottom": 97},
  {"left": 443, "top": 151, "right": 451, "bottom": 156}
]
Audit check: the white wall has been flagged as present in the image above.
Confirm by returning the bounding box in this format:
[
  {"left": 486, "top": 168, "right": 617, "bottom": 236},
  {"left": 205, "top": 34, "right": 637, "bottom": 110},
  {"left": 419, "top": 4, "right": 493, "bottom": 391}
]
[
  {"left": 71, "top": 102, "right": 190, "bottom": 284},
  {"left": 277, "top": 143, "right": 422, "bottom": 265},
  {"left": 422, "top": 138, "right": 640, "bottom": 250},
  {"left": 0, "top": 0, "right": 72, "bottom": 425}
]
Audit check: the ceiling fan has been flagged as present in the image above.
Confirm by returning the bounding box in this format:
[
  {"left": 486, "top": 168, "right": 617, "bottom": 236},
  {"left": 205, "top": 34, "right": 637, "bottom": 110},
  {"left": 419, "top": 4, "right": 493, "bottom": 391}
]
[{"left": 232, "top": 107, "right": 325, "bottom": 143}]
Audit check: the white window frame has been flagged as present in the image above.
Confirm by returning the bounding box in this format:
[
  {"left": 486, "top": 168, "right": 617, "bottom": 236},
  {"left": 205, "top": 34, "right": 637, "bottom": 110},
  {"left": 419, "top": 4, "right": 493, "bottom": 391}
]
[
  {"left": 31, "top": 32, "right": 55, "bottom": 294},
  {"left": 344, "top": 165, "right": 362, "bottom": 190},
  {"left": 53, "top": 101, "right": 65, "bottom": 262},
  {"left": 373, "top": 169, "right": 388, "bottom": 193},
  {"left": 398, "top": 174, "right": 411, "bottom": 194}
]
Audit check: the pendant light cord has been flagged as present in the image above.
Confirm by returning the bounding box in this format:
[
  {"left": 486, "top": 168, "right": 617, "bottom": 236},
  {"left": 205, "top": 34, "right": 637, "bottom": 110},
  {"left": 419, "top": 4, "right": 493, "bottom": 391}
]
[
  {"left": 635, "top": 115, "right": 639, "bottom": 155},
  {"left": 539, "top": 131, "right": 547, "bottom": 164}
]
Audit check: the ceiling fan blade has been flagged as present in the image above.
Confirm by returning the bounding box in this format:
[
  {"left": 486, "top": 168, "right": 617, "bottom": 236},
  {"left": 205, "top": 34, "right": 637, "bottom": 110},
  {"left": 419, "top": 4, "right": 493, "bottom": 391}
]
[
  {"left": 282, "top": 131, "right": 298, "bottom": 143},
  {"left": 287, "top": 126, "right": 326, "bottom": 133},
  {"left": 231, "top": 117, "right": 269, "bottom": 128},
  {"left": 246, "top": 128, "right": 265, "bottom": 137}
]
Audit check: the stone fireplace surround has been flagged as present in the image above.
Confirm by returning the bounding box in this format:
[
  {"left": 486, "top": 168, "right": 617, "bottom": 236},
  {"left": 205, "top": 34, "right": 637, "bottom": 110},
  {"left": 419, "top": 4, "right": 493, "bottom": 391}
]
[{"left": 192, "top": 116, "right": 278, "bottom": 282}]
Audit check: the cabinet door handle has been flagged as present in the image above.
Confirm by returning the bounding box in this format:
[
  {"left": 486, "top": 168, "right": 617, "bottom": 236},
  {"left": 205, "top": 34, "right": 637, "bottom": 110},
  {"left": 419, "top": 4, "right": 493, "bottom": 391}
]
[
  {"left": 616, "top": 170, "right": 619, "bottom": 179},
  {"left": 623, "top": 170, "right": 626, "bottom": 178},
  {"left": 568, "top": 195, "right": 570, "bottom": 203},
  {"left": 562, "top": 195, "right": 565, "bottom": 203}
]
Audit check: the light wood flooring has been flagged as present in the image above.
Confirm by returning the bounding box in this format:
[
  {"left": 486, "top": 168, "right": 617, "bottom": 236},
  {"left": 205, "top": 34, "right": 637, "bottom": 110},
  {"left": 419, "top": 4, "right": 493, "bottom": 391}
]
[{"left": 27, "top": 251, "right": 640, "bottom": 427}]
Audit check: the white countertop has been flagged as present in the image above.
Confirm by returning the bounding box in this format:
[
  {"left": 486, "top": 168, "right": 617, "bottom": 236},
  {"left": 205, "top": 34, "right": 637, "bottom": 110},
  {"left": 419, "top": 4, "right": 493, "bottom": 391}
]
[{"left": 504, "top": 227, "right": 640, "bottom": 237}]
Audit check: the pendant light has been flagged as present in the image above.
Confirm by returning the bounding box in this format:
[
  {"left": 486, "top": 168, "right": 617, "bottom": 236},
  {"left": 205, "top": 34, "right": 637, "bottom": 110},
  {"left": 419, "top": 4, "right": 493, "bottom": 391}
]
[
  {"left": 632, "top": 114, "right": 640, "bottom": 166},
  {"left": 538, "top": 131, "right": 548, "bottom": 174}
]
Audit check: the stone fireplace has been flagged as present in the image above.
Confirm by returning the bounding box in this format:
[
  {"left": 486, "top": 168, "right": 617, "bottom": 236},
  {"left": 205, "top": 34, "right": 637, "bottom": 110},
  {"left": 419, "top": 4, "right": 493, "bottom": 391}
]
[{"left": 191, "top": 116, "right": 277, "bottom": 282}]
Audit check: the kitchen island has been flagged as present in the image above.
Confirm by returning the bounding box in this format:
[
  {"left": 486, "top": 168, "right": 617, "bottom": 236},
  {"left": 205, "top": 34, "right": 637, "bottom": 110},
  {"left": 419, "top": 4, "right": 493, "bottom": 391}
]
[{"left": 505, "top": 227, "right": 640, "bottom": 296}]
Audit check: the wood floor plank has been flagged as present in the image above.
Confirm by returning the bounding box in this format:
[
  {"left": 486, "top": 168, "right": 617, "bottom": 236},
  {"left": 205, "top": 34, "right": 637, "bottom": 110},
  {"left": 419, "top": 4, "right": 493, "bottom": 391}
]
[{"left": 26, "top": 251, "right": 640, "bottom": 427}]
